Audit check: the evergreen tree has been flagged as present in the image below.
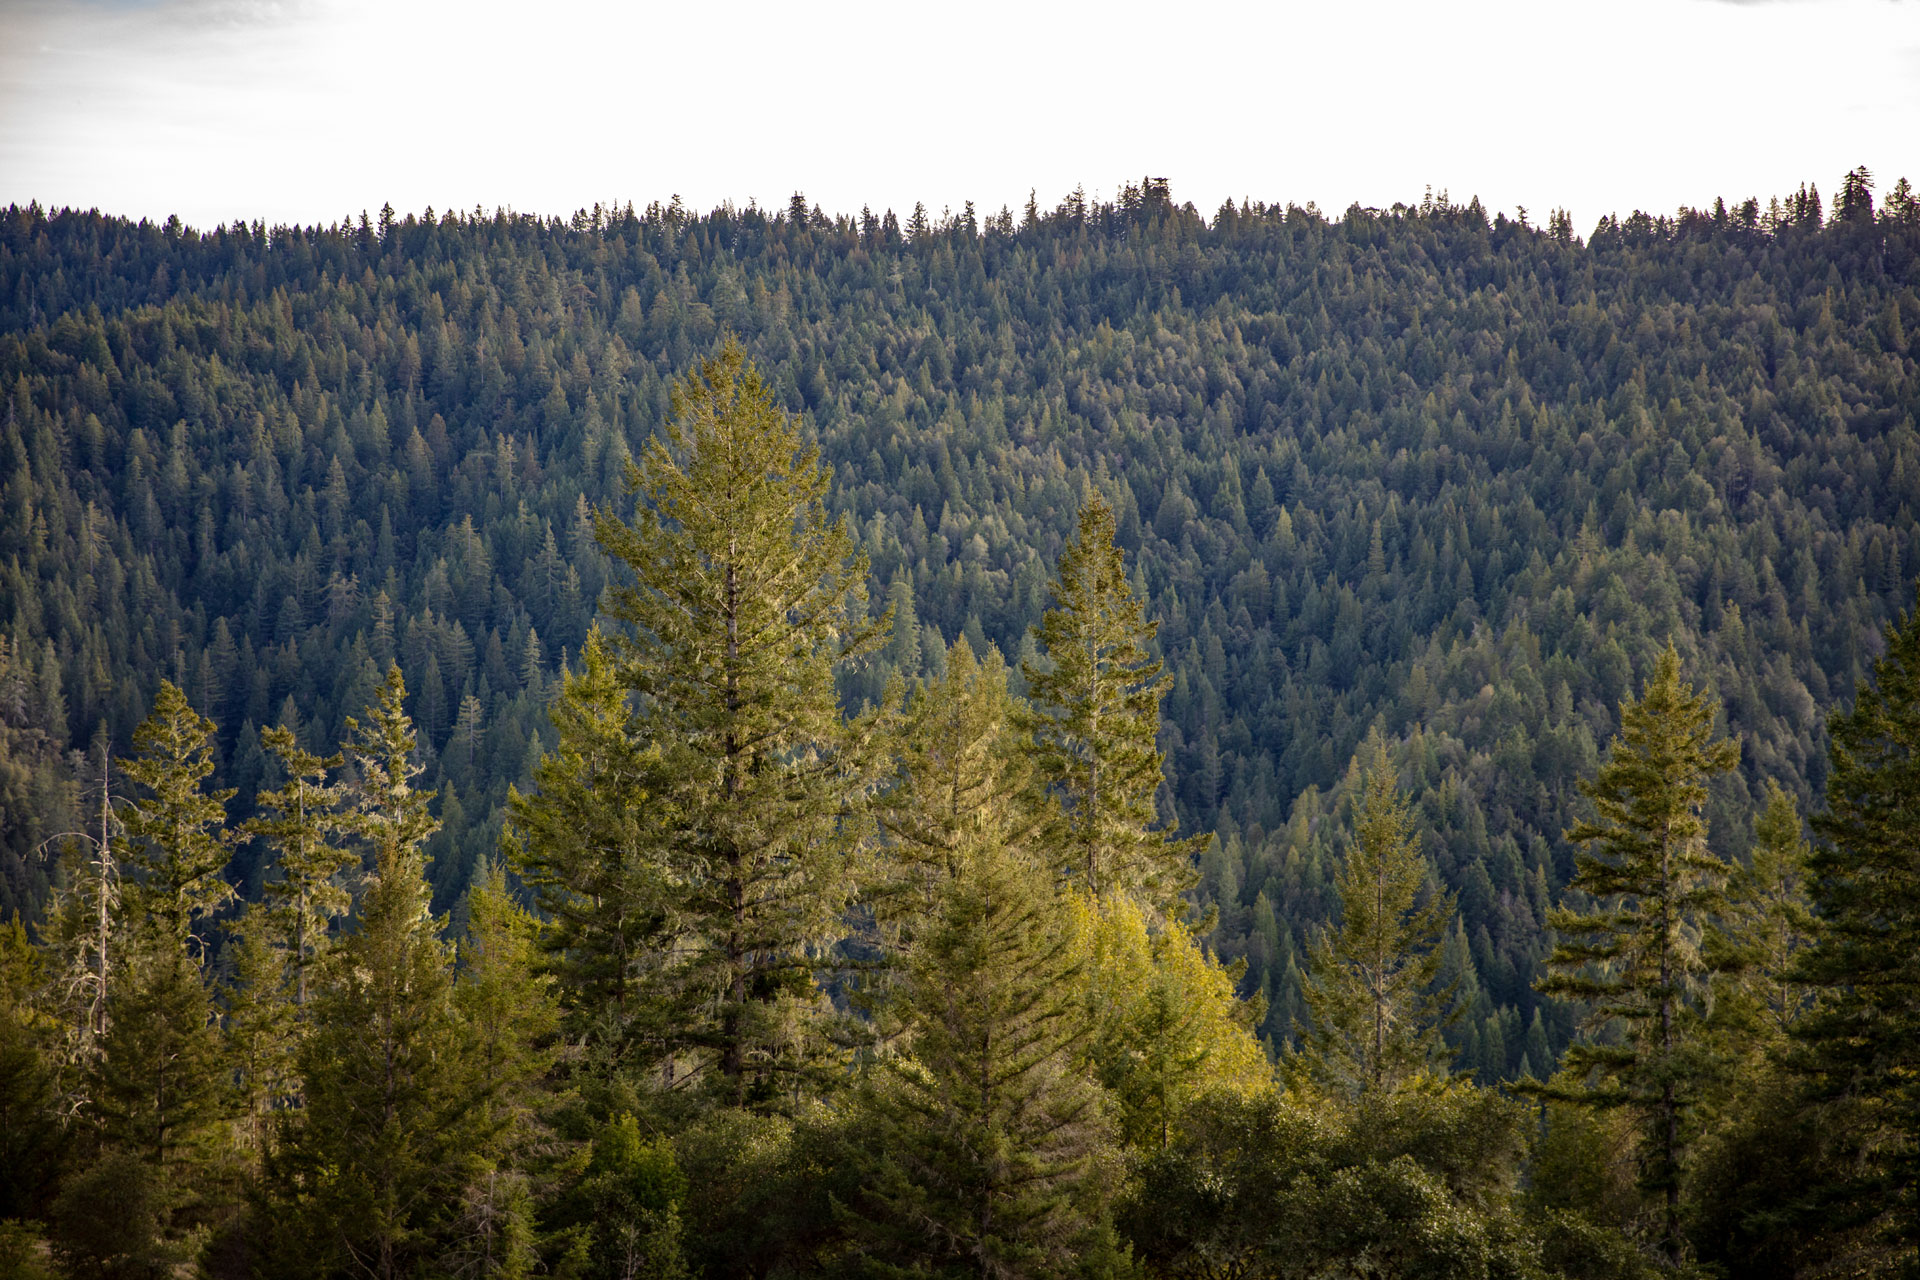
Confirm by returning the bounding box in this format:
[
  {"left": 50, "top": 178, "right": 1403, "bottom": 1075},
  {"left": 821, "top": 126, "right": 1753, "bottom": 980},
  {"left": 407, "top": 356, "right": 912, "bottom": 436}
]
[
  {"left": 569, "top": 1112, "right": 690, "bottom": 1280},
  {"left": 270, "top": 666, "right": 471, "bottom": 1279},
  {"left": 444, "top": 862, "right": 560, "bottom": 1280},
  {"left": 1678, "top": 786, "right": 1826, "bottom": 1277},
  {"left": 67, "top": 682, "right": 235, "bottom": 1260},
  {"left": 0, "top": 915, "right": 61, "bottom": 1219},
  {"left": 1794, "top": 592, "right": 1920, "bottom": 1267},
  {"left": 593, "top": 339, "right": 882, "bottom": 1107},
  {"left": 1536, "top": 644, "right": 1739, "bottom": 1266},
  {"left": 86, "top": 914, "right": 227, "bottom": 1257},
  {"left": 845, "top": 835, "right": 1119, "bottom": 1280},
  {"left": 1293, "top": 736, "right": 1454, "bottom": 1098},
  {"left": 1710, "top": 780, "right": 1816, "bottom": 1043},
  {"left": 222, "top": 902, "right": 295, "bottom": 1170},
  {"left": 872, "top": 636, "right": 1040, "bottom": 946},
  {"left": 1077, "top": 895, "right": 1269, "bottom": 1152},
  {"left": 116, "top": 681, "right": 234, "bottom": 960},
  {"left": 507, "top": 629, "right": 679, "bottom": 1074},
  {"left": 247, "top": 723, "right": 352, "bottom": 1007},
  {"left": 881, "top": 576, "right": 922, "bottom": 676},
  {"left": 1024, "top": 496, "right": 1200, "bottom": 909}
]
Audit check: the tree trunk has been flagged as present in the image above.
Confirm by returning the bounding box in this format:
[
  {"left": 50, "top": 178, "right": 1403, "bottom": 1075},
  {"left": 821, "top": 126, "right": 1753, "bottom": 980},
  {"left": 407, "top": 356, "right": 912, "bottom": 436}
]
[
  {"left": 723, "top": 558, "right": 746, "bottom": 1102},
  {"left": 1658, "top": 817, "right": 1678, "bottom": 1264}
]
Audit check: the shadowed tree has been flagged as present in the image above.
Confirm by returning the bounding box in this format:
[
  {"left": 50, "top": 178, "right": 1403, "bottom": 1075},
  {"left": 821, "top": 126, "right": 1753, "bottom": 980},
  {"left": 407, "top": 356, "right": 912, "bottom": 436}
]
[
  {"left": 1535, "top": 644, "right": 1739, "bottom": 1266},
  {"left": 69, "top": 683, "right": 234, "bottom": 1267},
  {"left": 507, "top": 629, "right": 680, "bottom": 1077},
  {"left": 871, "top": 636, "right": 1042, "bottom": 950},
  {"left": 1794, "top": 592, "right": 1920, "bottom": 1267},
  {"left": 1293, "top": 736, "right": 1454, "bottom": 1099}
]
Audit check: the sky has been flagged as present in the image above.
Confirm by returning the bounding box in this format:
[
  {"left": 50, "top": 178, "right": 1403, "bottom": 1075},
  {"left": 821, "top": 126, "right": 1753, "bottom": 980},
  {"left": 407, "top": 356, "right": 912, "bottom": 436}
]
[{"left": 0, "top": 0, "right": 1915, "bottom": 236}]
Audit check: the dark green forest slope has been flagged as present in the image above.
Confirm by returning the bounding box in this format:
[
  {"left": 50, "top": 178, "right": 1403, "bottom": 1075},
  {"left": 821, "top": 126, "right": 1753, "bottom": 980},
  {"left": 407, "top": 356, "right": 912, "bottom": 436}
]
[{"left": 3, "top": 172, "right": 1917, "bottom": 1079}]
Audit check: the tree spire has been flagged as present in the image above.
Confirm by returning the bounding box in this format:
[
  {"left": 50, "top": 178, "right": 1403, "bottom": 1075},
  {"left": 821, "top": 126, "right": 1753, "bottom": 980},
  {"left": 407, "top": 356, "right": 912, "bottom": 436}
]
[
  {"left": 1536, "top": 643, "right": 1739, "bottom": 1265},
  {"left": 1293, "top": 734, "right": 1453, "bottom": 1098},
  {"left": 1025, "top": 495, "right": 1200, "bottom": 911}
]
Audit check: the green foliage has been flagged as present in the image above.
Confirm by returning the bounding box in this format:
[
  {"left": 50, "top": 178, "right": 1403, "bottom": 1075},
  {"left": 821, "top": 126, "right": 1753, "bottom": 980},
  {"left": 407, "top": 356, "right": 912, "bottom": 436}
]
[
  {"left": 220, "top": 903, "right": 295, "bottom": 1170},
  {"left": 265, "top": 667, "right": 473, "bottom": 1278},
  {"left": 0, "top": 637, "right": 69, "bottom": 928},
  {"left": 844, "top": 837, "right": 1119, "bottom": 1280},
  {"left": 1794, "top": 589, "right": 1920, "bottom": 1268},
  {"left": 1523, "top": 1099, "right": 1661, "bottom": 1280},
  {"left": 3, "top": 182, "right": 1917, "bottom": 1078},
  {"left": 593, "top": 340, "right": 882, "bottom": 1107},
  {"left": 563, "top": 1113, "right": 689, "bottom": 1280},
  {"left": 456, "top": 861, "right": 558, "bottom": 1135},
  {"left": 1683, "top": 1066, "right": 1860, "bottom": 1280},
  {"left": 505, "top": 629, "right": 674, "bottom": 1071},
  {"left": 0, "top": 918, "right": 60, "bottom": 1219},
  {"left": 1535, "top": 645, "right": 1739, "bottom": 1262},
  {"left": 342, "top": 665, "right": 440, "bottom": 874},
  {"left": 1705, "top": 780, "right": 1815, "bottom": 1049},
  {"left": 872, "top": 636, "right": 1040, "bottom": 940},
  {"left": 1123, "top": 1085, "right": 1540, "bottom": 1280},
  {"left": 1075, "top": 896, "right": 1270, "bottom": 1153},
  {"left": 1025, "top": 497, "right": 1200, "bottom": 910},
  {"left": 245, "top": 722, "right": 351, "bottom": 1007},
  {"left": 0, "top": 1219, "right": 58, "bottom": 1280},
  {"left": 1293, "top": 735, "right": 1455, "bottom": 1098},
  {"left": 76, "top": 686, "right": 235, "bottom": 1258},
  {"left": 444, "top": 863, "right": 559, "bottom": 1279},
  {"left": 116, "top": 681, "right": 234, "bottom": 960},
  {"left": 47, "top": 1150, "right": 176, "bottom": 1280},
  {"left": 0, "top": 189, "right": 1916, "bottom": 1273},
  {"left": 671, "top": 1106, "right": 859, "bottom": 1280}
]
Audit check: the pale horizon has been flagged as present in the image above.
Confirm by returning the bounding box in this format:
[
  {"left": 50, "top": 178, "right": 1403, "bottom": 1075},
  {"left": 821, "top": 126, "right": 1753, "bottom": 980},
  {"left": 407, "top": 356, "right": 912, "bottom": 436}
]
[{"left": 2, "top": 0, "right": 1917, "bottom": 239}]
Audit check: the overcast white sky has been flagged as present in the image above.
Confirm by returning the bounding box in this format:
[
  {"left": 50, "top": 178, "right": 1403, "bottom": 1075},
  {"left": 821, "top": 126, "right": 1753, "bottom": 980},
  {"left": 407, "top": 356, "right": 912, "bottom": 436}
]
[{"left": 0, "top": 0, "right": 1915, "bottom": 236}]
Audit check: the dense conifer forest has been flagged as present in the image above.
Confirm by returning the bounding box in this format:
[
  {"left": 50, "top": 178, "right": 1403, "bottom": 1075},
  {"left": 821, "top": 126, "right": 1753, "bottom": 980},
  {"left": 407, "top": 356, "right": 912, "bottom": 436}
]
[{"left": 0, "top": 172, "right": 1918, "bottom": 1277}]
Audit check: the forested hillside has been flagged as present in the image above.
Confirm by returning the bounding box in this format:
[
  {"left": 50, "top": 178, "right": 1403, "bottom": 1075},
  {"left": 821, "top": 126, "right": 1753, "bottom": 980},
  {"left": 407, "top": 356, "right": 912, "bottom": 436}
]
[{"left": 3, "top": 171, "right": 1917, "bottom": 1082}]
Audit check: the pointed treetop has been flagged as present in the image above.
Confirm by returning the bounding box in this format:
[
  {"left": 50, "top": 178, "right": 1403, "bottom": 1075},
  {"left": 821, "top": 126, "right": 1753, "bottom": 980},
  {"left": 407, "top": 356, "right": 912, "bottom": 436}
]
[
  {"left": 118, "top": 680, "right": 236, "bottom": 958},
  {"left": 1026, "top": 496, "right": 1201, "bottom": 909}
]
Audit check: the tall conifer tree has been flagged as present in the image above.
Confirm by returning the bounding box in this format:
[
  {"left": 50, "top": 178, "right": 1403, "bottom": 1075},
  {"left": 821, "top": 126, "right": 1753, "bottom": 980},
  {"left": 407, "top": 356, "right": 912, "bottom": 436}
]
[
  {"left": 1024, "top": 496, "right": 1199, "bottom": 909},
  {"left": 223, "top": 903, "right": 295, "bottom": 1169},
  {"left": 872, "top": 637, "right": 1040, "bottom": 944},
  {"left": 1293, "top": 737, "right": 1453, "bottom": 1098},
  {"left": 272, "top": 667, "right": 472, "bottom": 1279},
  {"left": 247, "top": 723, "right": 351, "bottom": 1007},
  {"left": 78, "top": 683, "right": 233, "bottom": 1261},
  {"left": 445, "top": 863, "right": 560, "bottom": 1280},
  {"left": 1536, "top": 644, "right": 1739, "bottom": 1266},
  {"left": 117, "top": 682, "right": 235, "bottom": 961},
  {"left": 1794, "top": 594, "right": 1920, "bottom": 1265},
  {"left": 593, "top": 339, "right": 882, "bottom": 1107},
  {"left": 1710, "top": 781, "right": 1816, "bottom": 1043},
  {"left": 847, "top": 835, "right": 1118, "bottom": 1279},
  {"left": 1686, "top": 783, "right": 1827, "bottom": 1279},
  {"left": 508, "top": 630, "right": 680, "bottom": 1074}
]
